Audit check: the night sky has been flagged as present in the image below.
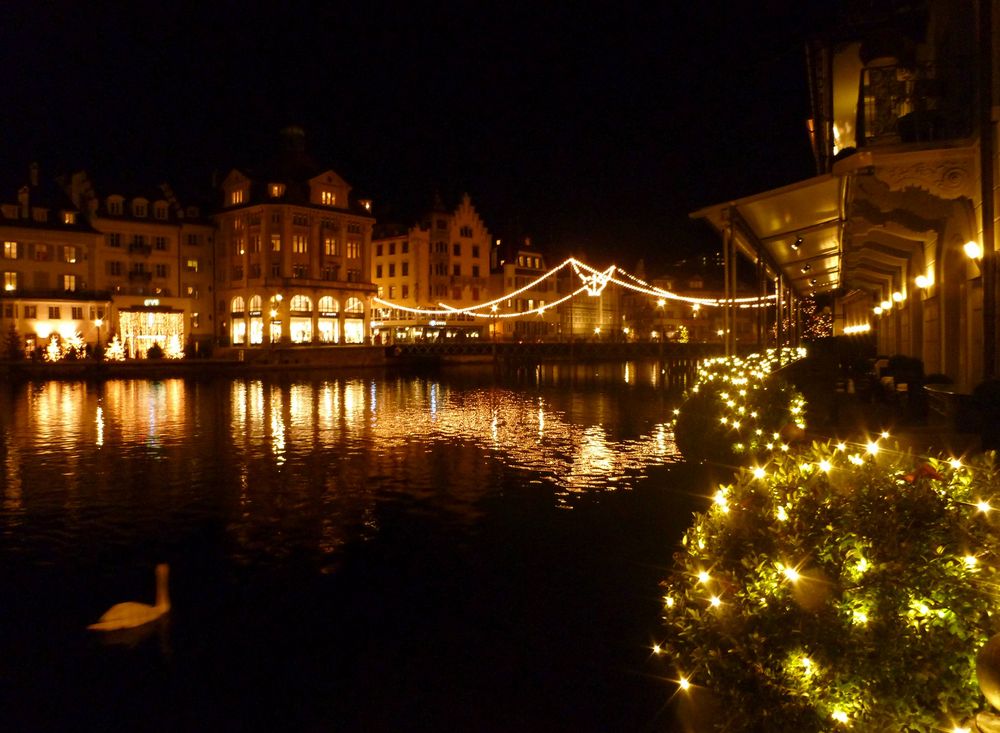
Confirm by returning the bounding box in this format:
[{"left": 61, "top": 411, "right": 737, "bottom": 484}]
[{"left": 2, "top": 1, "right": 837, "bottom": 271}]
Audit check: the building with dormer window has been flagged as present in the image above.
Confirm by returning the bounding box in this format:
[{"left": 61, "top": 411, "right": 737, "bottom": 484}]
[{"left": 214, "top": 126, "right": 376, "bottom": 347}]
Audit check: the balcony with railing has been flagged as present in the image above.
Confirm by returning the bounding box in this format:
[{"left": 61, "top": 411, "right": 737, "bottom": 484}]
[
  {"left": 128, "top": 270, "right": 153, "bottom": 283},
  {"left": 857, "top": 60, "right": 972, "bottom": 148},
  {"left": 128, "top": 242, "right": 153, "bottom": 256}
]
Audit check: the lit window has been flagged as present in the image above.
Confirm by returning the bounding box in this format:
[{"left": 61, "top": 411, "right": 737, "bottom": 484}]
[
  {"left": 321, "top": 190, "right": 335, "bottom": 205},
  {"left": 389, "top": 285, "right": 396, "bottom": 299},
  {"left": 63, "top": 211, "right": 76, "bottom": 224},
  {"left": 3, "top": 241, "right": 16, "bottom": 259},
  {"left": 186, "top": 258, "right": 199, "bottom": 272},
  {"left": 290, "top": 295, "right": 311, "bottom": 312},
  {"left": 347, "top": 241, "right": 360, "bottom": 259},
  {"left": 230, "top": 189, "right": 244, "bottom": 205},
  {"left": 268, "top": 183, "right": 285, "bottom": 198},
  {"left": 271, "top": 234, "right": 281, "bottom": 252},
  {"left": 324, "top": 236, "right": 339, "bottom": 256},
  {"left": 63, "top": 274, "right": 76, "bottom": 292},
  {"left": 292, "top": 234, "right": 308, "bottom": 254},
  {"left": 63, "top": 246, "right": 77, "bottom": 263},
  {"left": 3, "top": 271, "right": 17, "bottom": 291}
]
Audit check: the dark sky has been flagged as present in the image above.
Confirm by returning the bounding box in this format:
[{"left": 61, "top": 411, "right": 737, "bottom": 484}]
[{"left": 2, "top": 1, "right": 837, "bottom": 271}]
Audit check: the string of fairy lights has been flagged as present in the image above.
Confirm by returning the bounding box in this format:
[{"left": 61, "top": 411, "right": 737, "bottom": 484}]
[
  {"left": 372, "top": 257, "right": 777, "bottom": 319},
  {"left": 655, "top": 348, "right": 997, "bottom": 732}
]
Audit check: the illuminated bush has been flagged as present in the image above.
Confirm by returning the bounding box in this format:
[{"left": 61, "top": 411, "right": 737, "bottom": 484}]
[
  {"left": 659, "top": 442, "right": 1000, "bottom": 731},
  {"left": 674, "top": 352, "right": 806, "bottom": 466}
]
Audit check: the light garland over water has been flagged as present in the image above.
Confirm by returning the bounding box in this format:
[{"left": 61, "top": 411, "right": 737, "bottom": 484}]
[{"left": 373, "top": 257, "right": 776, "bottom": 319}]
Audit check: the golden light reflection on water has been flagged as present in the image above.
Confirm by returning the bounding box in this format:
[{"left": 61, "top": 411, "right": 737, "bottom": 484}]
[{"left": 2, "top": 373, "right": 680, "bottom": 563}]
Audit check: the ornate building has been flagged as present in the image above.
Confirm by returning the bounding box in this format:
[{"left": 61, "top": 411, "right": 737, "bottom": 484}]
[
  {"left": 371, "top": 193, "right": 491, "bottom": 341},
  {"left": 214, "top": 127, "right": 376, "bottom": 348},
  {"left": 695, "top": 0, "right": 998, "bottom": 386},
  {"left": 1, "top": 164, "right": 216, "bottom": 357}
]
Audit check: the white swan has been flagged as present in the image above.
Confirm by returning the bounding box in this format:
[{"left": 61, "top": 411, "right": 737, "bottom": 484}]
[{"left": 88, "top": 563, "right": 171, "bottom": 631}]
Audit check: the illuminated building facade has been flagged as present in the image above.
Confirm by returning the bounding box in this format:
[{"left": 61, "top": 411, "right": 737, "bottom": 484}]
[
  {"left": 372, "top": 193, "right": 491, "bottom": 341},
  {"left": 491, "top": 241, "right": 561, "bottom": 340},
  {"left": 696, "top": 0, "right": 1000, "bottom": 385},
  {"left": 215, "top": 127, "right": 376, "bottom": 347},
  {"left": 0, "top": 164, "right": 107, "bottom": 355},
  {"left": 63, "top": 172, "right": 217, "bottom": 357}
]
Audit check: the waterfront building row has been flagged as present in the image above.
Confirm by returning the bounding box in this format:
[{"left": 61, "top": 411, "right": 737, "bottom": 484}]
[{"left": 1, "top": 129, "right": 762, "bottom": 357}]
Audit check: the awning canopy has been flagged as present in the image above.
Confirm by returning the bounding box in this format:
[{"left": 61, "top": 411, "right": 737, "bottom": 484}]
[{"left": 691, "top": 174, "right": 844, "bottom": 296}]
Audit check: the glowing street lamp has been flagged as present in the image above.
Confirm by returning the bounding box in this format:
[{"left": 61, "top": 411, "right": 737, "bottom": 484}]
[
  {"left": 94, "top": 317, "right": 103, "bottom": 349},
  {"left": 965, "top": 240, "right": 983, "bottom": 259}
]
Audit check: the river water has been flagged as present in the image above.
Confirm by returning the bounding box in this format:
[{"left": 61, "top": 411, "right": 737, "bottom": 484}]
[{"left": 0, "top": 362, "right": 709, "bottom": 732}]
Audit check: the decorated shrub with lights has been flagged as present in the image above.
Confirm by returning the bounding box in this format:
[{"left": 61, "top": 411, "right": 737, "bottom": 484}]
[
  {"left": 674, "top": 351, "right": 807, "bottom": 466},
  {"left": 659, "top": 441, "right": 1000, "bottom": 732}
]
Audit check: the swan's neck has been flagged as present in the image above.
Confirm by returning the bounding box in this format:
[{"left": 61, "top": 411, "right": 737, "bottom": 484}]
[{"left": 155, "top": 567, "right": 170, "bottom": 610}]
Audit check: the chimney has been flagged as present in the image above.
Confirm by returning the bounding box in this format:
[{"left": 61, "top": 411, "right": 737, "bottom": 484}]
[
  {"left": 17, "top": 186, "right": 29, "bottom": 218},
  {"left": 29, "top": 162, "right": 39, "bottom": 187}
]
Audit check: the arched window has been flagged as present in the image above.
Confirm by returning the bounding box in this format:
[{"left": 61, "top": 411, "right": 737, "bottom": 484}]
[
  {"left": 318, "top": 296, "right": 338, "bottom": 314},
  {"left": 231, "top": 296, "right": 246, "bottom": 314},
  {"left": 345, "top": 297, "right": 364, "bottom": 315},
  {"left": 248, "top": 295, "right": 263, "bottom": 314},
  {"left": 290, "top": 295, "right": 312, "bottom": 313}
]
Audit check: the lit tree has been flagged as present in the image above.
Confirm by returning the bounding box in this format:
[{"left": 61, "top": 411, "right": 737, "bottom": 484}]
[
  {"left": 658, "top": 442, "right": 1000, "bottom": 731},
  {"left": 801, "top": 297, "right": 833, "bottom": 340}
]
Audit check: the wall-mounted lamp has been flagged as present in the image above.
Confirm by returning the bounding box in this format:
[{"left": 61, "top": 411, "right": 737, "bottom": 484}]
[
  {"left": 892, "top": 291, "right": 905, "bottom": 303},
  {"left": 915, "top": 274, "right": 932, "bottom": 289},
  {"left": 873, "top": 306, "right": 884, "bottom": 315},
  {"left": 791, "top": 237, "right": 803, "bottom": 251},
  {"left": 880, "top": 299, "right": 892, "bottom": 310},
  {"left": 964, "top": 240, "right": 983, "bottom": 259},
  {"left": 810, "top": 278, "right": 817, "bottom": 286},
  {"left": 801, "top": 263, "right": 811, "bottom": 273}
]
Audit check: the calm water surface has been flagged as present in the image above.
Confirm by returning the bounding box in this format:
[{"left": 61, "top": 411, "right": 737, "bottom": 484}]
[{"left": 0, "top": 362, "right": 709, "bottom": 732}]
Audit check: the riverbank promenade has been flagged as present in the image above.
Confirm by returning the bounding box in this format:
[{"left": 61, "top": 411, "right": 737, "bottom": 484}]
[{"left": 785, "top": 349, "right": 984, "bottom": 457}]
